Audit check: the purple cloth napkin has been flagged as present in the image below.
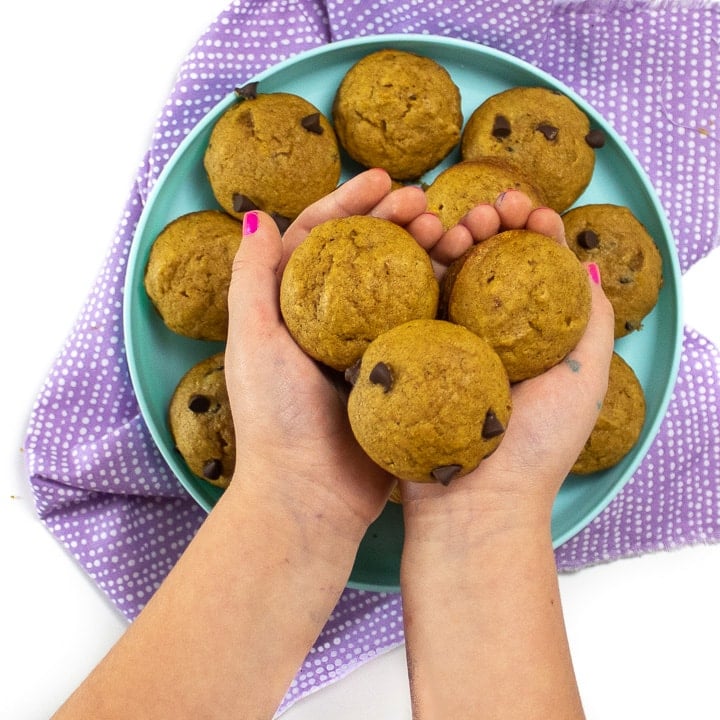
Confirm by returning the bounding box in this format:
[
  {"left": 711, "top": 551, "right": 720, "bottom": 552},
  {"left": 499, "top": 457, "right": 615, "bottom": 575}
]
[{"left": 24, "top": 0, "right": 720, "bottom": 714}]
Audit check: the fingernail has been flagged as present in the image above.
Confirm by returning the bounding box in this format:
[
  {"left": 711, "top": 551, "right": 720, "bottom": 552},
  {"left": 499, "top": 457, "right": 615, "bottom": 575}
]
[
  {"left": 586, "top": 262, "right": 601, "bottom": 285},
  {"left": 243, "top": 210, "right": 259, "bottom": 236}
]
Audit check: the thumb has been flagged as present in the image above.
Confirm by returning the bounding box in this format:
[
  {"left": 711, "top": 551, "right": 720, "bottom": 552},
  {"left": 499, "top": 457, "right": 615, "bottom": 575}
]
[{"left": 227, "top": 210, "right": 285, "bottom": 337}]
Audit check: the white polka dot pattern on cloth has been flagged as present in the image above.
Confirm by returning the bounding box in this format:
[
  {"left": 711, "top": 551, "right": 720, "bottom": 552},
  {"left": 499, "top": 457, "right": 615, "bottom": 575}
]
[
  {"left": 538, "top": 2, "right": 719, "bottom": 272},
  {"left": 22, "top": 1, "right": 720, "bottom": 716}
]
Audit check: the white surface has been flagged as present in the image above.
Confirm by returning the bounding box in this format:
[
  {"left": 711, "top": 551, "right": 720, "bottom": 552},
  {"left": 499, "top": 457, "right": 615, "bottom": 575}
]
[{"left": 2, "top": 2, "right": 719, "bottom": 718}]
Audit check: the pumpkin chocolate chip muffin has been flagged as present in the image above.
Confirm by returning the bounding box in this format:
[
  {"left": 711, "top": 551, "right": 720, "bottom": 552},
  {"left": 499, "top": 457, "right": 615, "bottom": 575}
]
[
  {"left": 572, "top": 352, "right": 646, "bottom": 474},
  {"left": 424, "top": 158, "right": 548, "bottom": 230},
  {"left": 461, "top": 86, "right": 604, "bottom": 212},
  {"left": 332, "top": 49, "right": 463, "bottom": 181},
  {"left": 168, "top": 352, "right": 235, "bottom": 489},
  {"left": 204, "top": 89, "right": 341, "bottom": 227},
  {"left": 562, "top": 203, "right": 663, "bottom": 338},
  {"left": 280, "top": 215, "right": 439, "bottom": 371},
  {"left": 144, "top": 210, "right": 242, "bottom": 341},
  {"left": 445, "top": 229, "right": 591, "bottom": 382},
  {"left": 347, "top": 319, "right": 512, "bottom": 484}
]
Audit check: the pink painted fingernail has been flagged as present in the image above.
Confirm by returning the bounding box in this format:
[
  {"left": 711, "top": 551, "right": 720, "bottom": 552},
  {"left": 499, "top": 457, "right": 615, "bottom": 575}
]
[
  {"left": 586, "top": 262, "right": 601, "bottom": 285},
  {"left": 243, "top": 210, "right": 259, "bottom": 236}
]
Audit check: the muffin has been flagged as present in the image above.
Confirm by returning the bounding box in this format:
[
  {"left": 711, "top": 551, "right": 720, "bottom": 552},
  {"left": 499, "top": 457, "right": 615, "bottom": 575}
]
[
  {"left": 332, "top": 49, "right": 463, "bottom": 180},
  {"left": 446, "top": 229, "right": 591, "bottom": 382},
  {"left": 572, "top": 352, "right": 646, "bottom": 474},
  {"left": 562, "top": 203, "right": 663, "bottom": 337},
  {"left": 424, "top": 158, "right": 547, "bottom": 230},
  {"left": 168, "top": 352, "right": 235, "bottom": 488},
  {"left": 347, "top": 319, "right": 512, "bottom": 484},
  {"left": 461, "top": 86, "right": 604, "bottom": 212},
  {"left": 280, "top": 215, "right": 439, "bottom": 371},
  {"left": 144, "top": 210, "right": 242, "bottom": 341},
  {"left": 204, "top": 89, "right": 341, "bottom": 226}
]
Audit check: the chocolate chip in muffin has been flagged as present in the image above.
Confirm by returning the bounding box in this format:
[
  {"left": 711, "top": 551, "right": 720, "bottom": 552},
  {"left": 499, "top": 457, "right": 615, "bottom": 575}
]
[
  {"left": 481, "top": 409, "right": 506, "bottom": 439},
  {"left": 492, "top": 114, "right": 512, "bottom": 138},
  {"left": 301, "top": 112, "right": 323, "bottom": 134},
  {"left": 585, "top": 128, "right": 606, "bottom": 148},
  {"left": 234, "top": 81, "right": 259, "bottom": 99},
  {"left": 577, "top": 229, "right": 600, "bottom": 250},
  {"left": 345, "top": 359, "right": 362, "bottom": 386},
  {"left": 203, "top": 459, "right": 223, "bottom": 480},
  {"left": 536, "top": 123, "right": 559, "bottom": 141},
  {"left": 431, "top": 464, "right": 463, "bottom": 486},
  {"left": 188, "top": 395, "right": 211, "bottom": 413},
  {"left": 369, "top": 362, "right": 394, "bottom": 392},
  {"left": 232, "top": 193, "right": 259, "bottom": 214}
]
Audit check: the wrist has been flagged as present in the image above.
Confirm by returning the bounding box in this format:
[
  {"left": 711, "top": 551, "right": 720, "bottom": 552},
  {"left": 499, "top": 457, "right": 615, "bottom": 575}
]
[
  {"left": 400, "top": 469, "right": 554, "bottom": 539},
  {"left": 223, "top": 458, "right": 371, "bottom": 554},
  {"left": 399, "top": 483, "right": 556, "bottom": 601}
]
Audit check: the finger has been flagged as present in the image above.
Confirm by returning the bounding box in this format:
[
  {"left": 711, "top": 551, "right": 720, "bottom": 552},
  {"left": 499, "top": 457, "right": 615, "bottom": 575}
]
[
  {"left": 404, "top": 212, "right": 444, "bottom": 252},
  {"left": 574, "top": 262, "right": 615, "bottom": 359},
  {"left": 561, "top": 262, "right": 615, "bottom": 404},
  {"left": 496, "top": 262, "right": 615, "bottom": 480},
  {"left": 526, "top": 207, "right": 566, "bottom": 246},
  {"left": 494, "top": 189, "right": 534, "bottom": 229},
  {"left": 368, "top": 184, "right": 428, "bottom": 225},
  {"left": 459, "top": 203, "right": 501, "bottom": 241},
  {"left": 283, "top": 168, "right": 392, "bottom": 254},
  {"left": 227, "top": 210, "right": 284, "bottom": 337},
  {"left": 428, "top": 224, "right": 474, "bottom": 268}
]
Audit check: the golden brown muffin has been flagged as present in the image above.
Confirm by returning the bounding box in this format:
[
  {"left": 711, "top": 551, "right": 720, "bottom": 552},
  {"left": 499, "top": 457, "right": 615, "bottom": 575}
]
[
  {"left": 332, "top": 49, "right": 463, "bottom": 180},
  {"left": 168, "top": 352, "right": 235, "bottom": 488},
  {"left": 562, "top": 203, "right": 663, "bottom": 338},
  {"left": 347, "top": 319, "right": 512, "bottom": 484},
  {"left": 461, "top": 86, "right": 604, "bottom": 212},
  {"left": 572, "top": 352, "right": 646, "bottom": 474},
  {"left": 144, "top": 210, "right": 242, "bottom": 341},
  {"left": 280, "top": 215, "right": 439, "bottom": 371},
  {"left": 203, "top": 90, "right": 341, "bottom": 226},
  {"left": 424, "top": 158, "right": 548, "bottom": 230},
  {"left": 446, "top": 229, "right": 591, "bottom": 382}
]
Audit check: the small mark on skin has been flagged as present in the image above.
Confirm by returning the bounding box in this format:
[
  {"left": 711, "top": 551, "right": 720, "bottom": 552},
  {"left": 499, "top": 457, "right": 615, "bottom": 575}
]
[{"left": 565, "top": 357, "right": 581, "bottom": 373}]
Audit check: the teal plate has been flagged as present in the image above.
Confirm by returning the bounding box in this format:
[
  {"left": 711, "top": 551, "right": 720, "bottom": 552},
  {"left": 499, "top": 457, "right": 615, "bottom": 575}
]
[{"left": 124, "top": 34, "right": 682, "bottom": 592}]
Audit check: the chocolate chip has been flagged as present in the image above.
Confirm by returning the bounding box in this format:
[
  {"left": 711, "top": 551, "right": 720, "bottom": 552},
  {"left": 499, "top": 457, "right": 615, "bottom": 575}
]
[
  {"left": 271, "top": 213, "right": 292, "bottom": 234},
  {"left": 344, "top": 359, "right": 362, "bottom": 386},
  {"left": 188, "top": 394, "right": 211, "bottom": 413},
  {"left": 492, "top": 114, "right": 512, "bottom": 138},
  {"left": 628, "top": 250, "right": 645, "bottom": 271},
  {"left": 431, "top": 464, "right": 462, "bottom": 486},
  {"left": 232, "top": 193, "right": 258, "bottom": 213},
  {"left": 481, "top": 409, "right": 505, "bottom": 439},
  {"left": 300, "top": 112, "right": 323, "bottom": 134},
  {"left": 625, "top": 320, "right": 638, "bottom": 332},
  {"left": 619, "top": 275, "right": 634, "bottom": 284},
  {"left": 585, "top": 129, "right": 606, "bottom": 148},
  {"left": 234, "top": 81, "right": 259, "bottom": 99},
  {"left": 576, "top": 229, "right": 599, "bottom": 250},
  {"left": 202, "top": 459, "right": 223, "bottom": 480},
  {"left": 536, "top": 123, "right": 559, "bottom": 141},
  {"left": 369, "top": 362, "right": 394, "bottom": 393}
]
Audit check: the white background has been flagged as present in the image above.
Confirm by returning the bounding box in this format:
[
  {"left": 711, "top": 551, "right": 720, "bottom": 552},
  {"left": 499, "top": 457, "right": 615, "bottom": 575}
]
[{"left": 2, "top": 1, "right": 719, "bottom": 718}]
